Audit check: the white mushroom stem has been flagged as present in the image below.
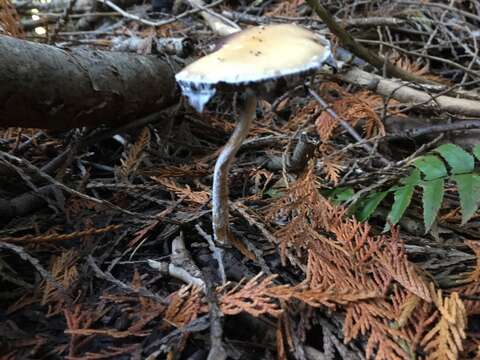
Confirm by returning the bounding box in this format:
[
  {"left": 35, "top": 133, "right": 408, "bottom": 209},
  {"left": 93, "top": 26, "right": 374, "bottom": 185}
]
[{"left": 212, "top": 90, "right": 257, "bottom": 245}]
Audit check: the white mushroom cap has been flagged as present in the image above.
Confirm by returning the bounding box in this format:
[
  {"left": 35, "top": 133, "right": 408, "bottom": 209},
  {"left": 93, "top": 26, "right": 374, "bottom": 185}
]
[{"left": 176, "top": 24, "right": 335, "bottom": 112}]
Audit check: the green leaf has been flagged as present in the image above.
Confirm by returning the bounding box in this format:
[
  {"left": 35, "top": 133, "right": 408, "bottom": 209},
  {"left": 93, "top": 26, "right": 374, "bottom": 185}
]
[
  {"left": 400, "top": 168, "right": 421, "bottom": 186},
  {"left": 385, "top": 185, "right": 415, "bottom": 231},
  {"left": 435, "top": 143, "right": 474, "bottom": 174},
  {"left": 421, "top": 179, "right": 444, "bottom": 233},
  {"left": 265, "top": 188, "right": 282, "bottom": 198},
  {"left": 413, "top": 155, "right": 447, "bottom": 180},
  {"left": 356, "top": 191, "right": 388, "bottom": 221},
  {"left": 473, "top": 144, "right": 480, "bottom": 161},
  {"left": 452, "top": 174, "right": 480, "bottom": 224},
  {"left": 327, "top": 187, "right": 355, "bottom": 205}
]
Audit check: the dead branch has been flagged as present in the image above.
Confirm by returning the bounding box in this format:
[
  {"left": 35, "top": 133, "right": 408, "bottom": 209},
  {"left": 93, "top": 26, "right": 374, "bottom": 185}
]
[
  {"left": 87, "top": 255, "right": 168, "bottom": 304},
  {"left": 0, "top": 241, "right": 72, "bottom": 302},
  {"left": 338, "top": 68, "right": 480, "bottom": 117},
  {"left": 0, "top": 34, "right": 177, "bottom": 129},
  {"left": 222, "top": 10, "right": 405, "bottom": 28},
  {"left": 387, "top": 119, "right": 480, "bottom": 140},
  {"left": 0, "top": 184, "right": 59, "bottom": 219},
  {"left": 305, "top": 0, "right": 434, "bottom": 84}
]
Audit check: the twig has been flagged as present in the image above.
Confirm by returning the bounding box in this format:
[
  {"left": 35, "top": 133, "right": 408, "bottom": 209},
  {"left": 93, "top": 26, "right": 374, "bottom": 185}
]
[
  {"left": 223, "top": 10, "right": 405, "bottom": 28},
  {"left": 202, "top": 264, "right": 227, "bottom": 360},
  {"left": 358, "top": 39, "right": 480, "bottom": 79},
  {"left": 387, "top": 120, "right": 480, "bottom": 140},
  {"left": 304, "top": 0, "right": 434, "bottom": 84},
  {"left": 96, "top": 0, "right": 225, "bottom": 28},
  {"left": 145, "top": 315, "right": 211, "bottom": 358},
  {"left": 87, "top": 255, "right": 168, "bottom": 304},
  {"left": 0, "top": 242, "right": 72, "bottom": 303},
  {"left": 50, "top": 0, "right": 77, "bottom": 42},
  {"left": 399, "top": 1, "right": 480, "bottom": 23},
  {"left": 195, "top": 225, "right": 226, "bottom": 284},
  {"left": 0, "top": 224, "right": 122, "bottom": 243},
  {"left": 0, "top": 150, "right": 158, "bottom": 220}
]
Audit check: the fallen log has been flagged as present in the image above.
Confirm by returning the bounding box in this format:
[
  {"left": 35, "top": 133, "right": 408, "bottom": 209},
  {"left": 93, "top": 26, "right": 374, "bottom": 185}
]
[{"left": 0, "top": 34, "right": 178, "bottom": 129}]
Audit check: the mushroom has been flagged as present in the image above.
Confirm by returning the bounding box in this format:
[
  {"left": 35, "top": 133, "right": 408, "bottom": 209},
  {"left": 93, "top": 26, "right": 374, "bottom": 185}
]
[{"left": 175, "top": 24, "right": 336, "bottom": 245}]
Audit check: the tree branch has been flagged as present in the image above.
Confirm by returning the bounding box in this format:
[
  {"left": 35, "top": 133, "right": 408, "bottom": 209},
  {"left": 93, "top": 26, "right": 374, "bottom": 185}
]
[{"left": 305, "top": 0, "right": 434, "bottom": 84}]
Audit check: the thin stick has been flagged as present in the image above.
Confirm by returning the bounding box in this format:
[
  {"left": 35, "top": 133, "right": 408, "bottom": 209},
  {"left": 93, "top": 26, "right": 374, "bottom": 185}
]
[
  {"left": 212, "top": 90, "right": 256, "bottom": 245},
  {"left": 304, "top": 0, "right": 434, "bottom": 84},
  {"left": 96, "top": 0, "right": 225, "bottom": 28}
]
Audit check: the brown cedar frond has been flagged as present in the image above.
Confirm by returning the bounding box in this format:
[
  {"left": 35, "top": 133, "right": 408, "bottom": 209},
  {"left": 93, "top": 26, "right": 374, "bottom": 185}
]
[
  {"left": 0, "top": 224, "right": 122, "bottom": 243},
  {"left": 219, "top": 273, "right": 283, "bottom": 317},
  {"left": 267, "top": 162, "right": 439, "bottom": 358},
  {"left": 397, "top": 294, "right": 421, "bottom": 327},
  {"left": 267, "top": 162, "right": 332, "bottom": 221},
  {"left": 41, "top": 250, "right": 79, "bottom": 315},
  {"left": 315, "top": 90, "right": 386, "bottom": 141},
  {"left": 266, "top": 163, "right": 336, "bottom": 264},
  {"left": 464, "top": 240, "right": 480, "bottom": 282},
  {"left": 67, "top": 344, "right": 140, "bottom": 360},
  {"left": 307, "top": 220, "right": 392, "bottom": 297},
  {"left": 345, "top": 287, "right": 433, "bottom": 360},
  {"left": 276, "top": 317, "right": 288, "bottom": 360},
  {"left": 65, "top": 328, "right": 149, "bottom": 338},
  {"left": 160, "top": 274, "right": 344, "bottom": 326},
  {"left": 421, "top": 290, "right": 467, "bottom": 360},
  {"left": 163, "top": 285, "right": 202, "bottom": 328},
  {"left": 218, "top": 273, "right": 380, "bottom": 318},
  {"left": 375, "top": 230, "right": 432, "bottom": 302},
  {"left": 394, "top": 292, "right": 435, "bottom": 355},
  {"left": 266, "top": 0, "right": 304, "bottom": 17},
  {"left": 322, "top": 159, "right": 343, "bottom": 185},
  {"left": 64, "top": 304, "right": 108, "bottom": 358},
  {"left": 152, "top": 177, "right": 210, "bottom": 205},
  {"left": 393, "top": 54, "right": 429, "bottom": 76},
  {"left": 280, "top": 99, "right": 319, "bottom": 132},
  {"left": 307, "top": 244, "right": 388, "bottom": 297},
  {"left": 316, "top": 111, "right": 337, "bottom": 142},
  {"left": 143, "top": 163, "right": 209, "bottom": 178},
  {"left": 64, "top": 305, "right": 104, "bottom": 331},
  {"left": 0, "top": 0, "right": 23, "bottom": 37},
  {"left": 119, "top": 127, "right": 150, "bottom": 181},
  {"left": 159, "top": 285, "right": 203, "bottom": 357},
  {"left": 273, "top": 216, "right": 313, "bottom": 265},
  {"left": 128, "top": 270, "right": 166, "bottom": 334},
  {"left": 317, "top": 143, "right": 345, "bottom": 185},
  {"left": 455, "top": 281, "right": 480, "bottom": 315},
  {"left": 344, "top": 300, "right": 412, "bottom": 360},
  {"left": 391, "top": 52, "right": 449, "bottom": 84},
  {"left": 290, "top": 287, "right": 378, "bottom": 308}
]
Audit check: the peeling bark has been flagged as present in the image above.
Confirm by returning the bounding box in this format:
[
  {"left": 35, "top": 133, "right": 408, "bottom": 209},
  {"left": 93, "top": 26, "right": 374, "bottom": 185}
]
[{"left": 0, "top": 35, "right": 178, "bottom": 129}]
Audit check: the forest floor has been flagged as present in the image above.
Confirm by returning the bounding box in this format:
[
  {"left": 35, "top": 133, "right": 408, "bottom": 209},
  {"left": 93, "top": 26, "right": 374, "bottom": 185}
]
[{"left": 1, "top": 0, "right": 480, "bottom": 359}]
